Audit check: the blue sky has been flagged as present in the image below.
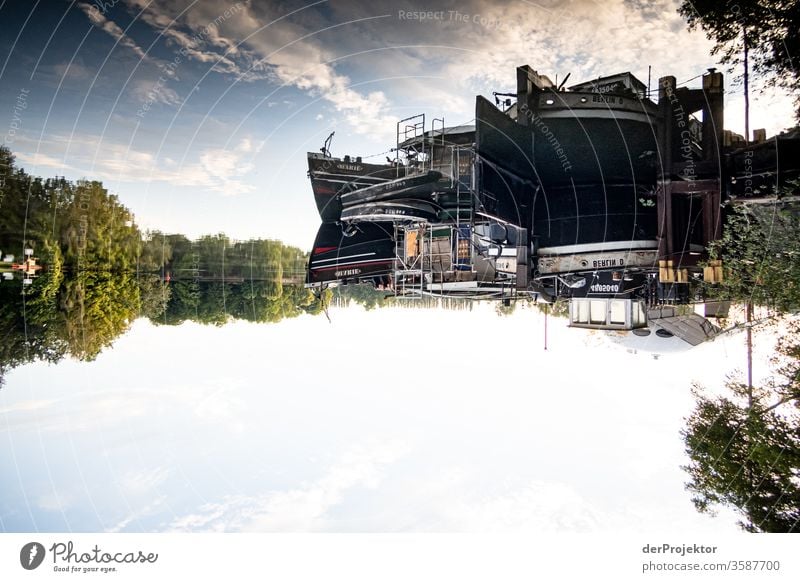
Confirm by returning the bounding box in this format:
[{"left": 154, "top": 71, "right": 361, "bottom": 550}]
[{"left": 1, "top": 0, "right": 796, "bottom": 248}]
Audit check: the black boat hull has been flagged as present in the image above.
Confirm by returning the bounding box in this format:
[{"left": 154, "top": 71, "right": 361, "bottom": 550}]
[
  {"left": 308, "top": 153, "right": 399, "bottom": 221},
  {"left": 339, "top": 170, "right": 446, "bottom": 206},
  {"left": 531, "top": 183, "right": 658, "bottom": 250},
  {"left": 306, "top": 222, "right": 395, "bottom": 285},
  {"left": 340, "top": 200, "right": 440, "bottom": 223}
]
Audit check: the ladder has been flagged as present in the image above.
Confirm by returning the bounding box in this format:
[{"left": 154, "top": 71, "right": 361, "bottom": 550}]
[
  {"left": 396, "top": 114, "right": 426, "bottom": 177},
  {"left": 393, "top": 223, "right": 425, "bottom": 298}
]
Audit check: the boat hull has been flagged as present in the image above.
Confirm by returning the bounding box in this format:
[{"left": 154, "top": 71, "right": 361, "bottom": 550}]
[
  {"left": 308, "top": 153, "right": 399, "bottom": 221},
  {"left": 306, "top": 222, "right": 395, "bottom": 285},
  {"left": 339, "top": 170, "right": 446, "bottom": 206},
  {"left": 341, "top": 200, "right": 440, "bottom": 224}
]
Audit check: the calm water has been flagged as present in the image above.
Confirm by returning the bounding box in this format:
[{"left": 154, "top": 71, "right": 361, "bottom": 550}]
[{"left": 0, "top": 301, "right": 745, "bottom": 533}]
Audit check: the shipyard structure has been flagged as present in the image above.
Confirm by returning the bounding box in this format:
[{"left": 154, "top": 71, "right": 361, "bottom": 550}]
[{"left": 305, "top": 64, "right": 800, "bottom": 335}]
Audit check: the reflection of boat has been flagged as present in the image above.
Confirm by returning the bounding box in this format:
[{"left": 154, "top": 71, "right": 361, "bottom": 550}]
[{"left": 306, "top": 222, "right": 395, "bottom": 286}]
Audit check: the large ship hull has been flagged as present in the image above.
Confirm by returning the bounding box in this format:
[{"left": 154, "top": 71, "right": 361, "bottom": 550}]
[
  {"left": 306, "top": 222, "right": 395, "bottom": 285},
  {"left": 474, "top": 95, "right": 660, "bottom": 274}
]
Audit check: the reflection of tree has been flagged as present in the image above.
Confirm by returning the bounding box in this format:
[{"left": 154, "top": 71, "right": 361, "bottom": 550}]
[
  {"left": 55, "top": 272, "right": 142, "bottom": 360},
  {"left": 682, "top": 319, "right": 800, "bottom": 532},
  {"left": 0, "top": 146, "right": 319, "bottom": 382},
  {"left": 0, "top": 278, "right": 67, "bottom": 387},
  {"left": 156, "top": 281, "right": 315, "bottom": 326}
]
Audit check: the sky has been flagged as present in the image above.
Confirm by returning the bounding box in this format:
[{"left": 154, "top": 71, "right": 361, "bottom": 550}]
[
  {"left": 0, "top": 302, "right": 764, "bottom": 533},
  {"left": 0, "top": 0, "right": 796, "bottom": 249}
]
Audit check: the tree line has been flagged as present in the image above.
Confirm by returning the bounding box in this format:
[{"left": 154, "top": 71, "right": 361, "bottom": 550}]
[{"left": 0, "top": 146, "right": 327, "bottom": 384}]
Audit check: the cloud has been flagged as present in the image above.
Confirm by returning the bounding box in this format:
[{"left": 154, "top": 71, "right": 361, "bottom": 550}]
[
  {"left": 12, "top": 152, "right": 67, "bottom": 171},
  {"left": 166, "top": 439, "right": 410, "bottom": 532},
  {"left": 113, "top": 0, "right": 397, "bottom": 137},
  {"left": 122, "top": 0, "right": 270, "bottom": 80},
  {"left": 428, "top": 479, "right": 614, "bottom": 532},
  {"left": 107, "top": 494, "right": 168, "bottom": 533},
  {"left": 120, "top": 466, "right": 171, "bottom": 495},
  {"left": 130, "top": 78, "right": 182, "bottom": 107},
  {"left": 0, "top": 373, "right": 253, "bottom": 435},
  {"left": 14, "top": 134, "right": 261, "bottom": 197},
  {"left": 36, "top": 491, "right": 73, "bottom": 512},
  {"left": 77, "top": 2, "right": 149, "bottom": 62},
  {"left": 72, "top": 0, "right": 793, "bottom": 140}
]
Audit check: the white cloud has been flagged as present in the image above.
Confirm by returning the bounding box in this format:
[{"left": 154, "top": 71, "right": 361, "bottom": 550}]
[
  {"left": 13, "top": 152, "right": 67, "bottom": 172},
  {"left": 130, "top": 78, "right": 182, "bottom": 107},
  {"left": 14, "top": 134, "right": 260, "bottom": 197},
  {"left": 37, "top": 490, "right": 73, "bottom": 512},
  {"left": 113, "top": 0, "right": 397, "bottom": 137},
  {"left": 107, "top": 494, "right": 168, "bottom": 533},
  {"left": 77, "top": 2, "right": 149, "bottom": 62},
  {"left": 120, "top": 466, "right": 171, "bottom": 495},
  {"left": 166, "top": 439, "right": 410, "bottom": 532},
  {"left": 428, "top": 479, "right": 615, "bottom": 532},
  {"left": 76, "top": 0, "right": 794, "bottom": 139}
]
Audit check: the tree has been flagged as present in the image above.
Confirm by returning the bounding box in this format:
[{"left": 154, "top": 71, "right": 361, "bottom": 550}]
[
  {"left": 1, "top": 145, "right": 329, "bottom": 382},
  {"left": 682, "top": 318, "right": 800, "bottom": 532},
  {"left": 705, "top": 200, "right": 800, "bottom": 312},
  {"left": 678, "top": 0, "right": 800, "bottom": 120}
]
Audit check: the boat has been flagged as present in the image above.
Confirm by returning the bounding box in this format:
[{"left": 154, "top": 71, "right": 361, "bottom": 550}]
[
  {"left": 339, "top": 170, "right": 446, "bottom": 206},
  {"left": 473, "top": 68, "right": 662, "bottom": 269},
  {"left": 307, "top": 120, "right": 476, "bottom": 222},
  {"left": 308, "top": 151, "right": 401, "bottom": 222},
  {"left": 304, "top": 62, "right": 800, "bottom": 330},
  {"left": 306, "top": 221, "right": 395, "bottom": 286},
  {"left": 340, "top": 200, "right": 441, "bottom": 224}
]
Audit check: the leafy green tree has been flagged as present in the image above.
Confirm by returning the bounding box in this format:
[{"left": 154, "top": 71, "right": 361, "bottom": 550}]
[
  {"left": 1, "top": 145, "right": 326, "bottom": 382},
  {"left": 137, "top": 274, "right": 171, "bottom": 320},
  {"left": 705, "top": 201, "right": 800, "bottom": 312},
  {"left": 682, "top": 319, "right": 800, "bottom": 532},
  {"left": 678, "top": 0, "right": 800, "bottom": 119},
  {"left": 304, "top": 288, "right": 332, "bottom": 316},
  {"left": 138, "top": 230, "right": 172, "bottom": 272},
  {"left": 536, "top": 299, "right": 569, "bottom": 318},
  {"left": 332, "top": 283, "right": 389, "bottom": 310},
  {"left": 55, "top": 271, "right": 141, "bottom": 360},
  {"left": 0, "top": 278, "right": 67, "bottom": 387}
]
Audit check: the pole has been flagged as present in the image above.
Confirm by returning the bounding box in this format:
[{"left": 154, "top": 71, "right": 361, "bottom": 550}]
[
  {"left": 743, "top": 26, "right": 750, "bottom": 144},
  {"left": 746, "top": 301, "right": 753, "bottom": 402},
  {"left": 544, "top": 303, "right": 548, "bottom": 351}
]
